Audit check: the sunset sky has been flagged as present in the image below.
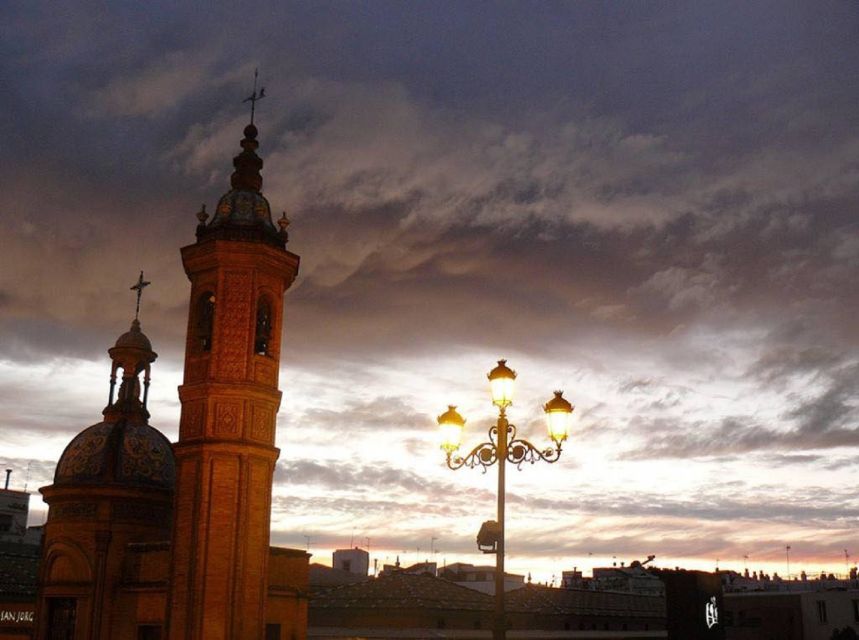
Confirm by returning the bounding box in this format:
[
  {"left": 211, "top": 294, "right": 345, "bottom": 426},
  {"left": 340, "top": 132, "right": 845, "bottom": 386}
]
[{"left": 2, "top": 3, "right": 858, "bottom": 583}]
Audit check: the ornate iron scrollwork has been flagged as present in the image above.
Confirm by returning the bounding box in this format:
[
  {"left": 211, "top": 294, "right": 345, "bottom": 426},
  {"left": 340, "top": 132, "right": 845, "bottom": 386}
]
[{"left": 446, "top": 422, "right": 563, "bottom": 471}]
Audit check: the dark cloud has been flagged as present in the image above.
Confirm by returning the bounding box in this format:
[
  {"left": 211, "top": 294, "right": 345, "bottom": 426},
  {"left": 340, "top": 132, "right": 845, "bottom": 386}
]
[{"left": 4, "top": 2, "right": 859, "bottom": 573}]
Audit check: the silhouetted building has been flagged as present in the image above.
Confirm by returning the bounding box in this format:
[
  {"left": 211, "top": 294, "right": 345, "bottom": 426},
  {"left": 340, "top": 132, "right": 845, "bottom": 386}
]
[
  {"left": 506, "top": 583, "right": 666, "bottom": 634},
  {"left": 309, "top": 563, "right": 369, "bottom": 593},
  {"left": 724, "top": 589, "right": 859, "bottom": 640},
  {"left": 721, "top": 568, "right": 859, "bottom": 593},
  {"left": 592, "top": 563, "right": 665, "bottom": 597},
  {"left": 309, "top": 572, "right": 667, "bottom": 639},
  {"left": 0, "top": 541, "right": 39, "bottom": 639},
  {"left": 650, "top": 568, "right": 724, "bottom": 640}
]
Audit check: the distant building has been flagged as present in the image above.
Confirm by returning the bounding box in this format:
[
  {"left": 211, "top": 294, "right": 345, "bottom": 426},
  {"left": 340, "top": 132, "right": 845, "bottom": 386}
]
[
  {"left": 507, "top": 583, "right": 666, "bottom": 634},
  {"left": 0, "top": 541, "right": 39, "bottom": 640},
  {"left": 561, "top": 568, "right": 584, "bottom": 589},
  {"left": 721, "top": 568, "right": 859, "bottom": 593},
  {"left": 309, "top": 563, "right": 368, "bottom": 593},
  {"left": 310, "top": 571, "right": 492, "bottom": 635},
  {"left": 650, "top": 568, "right": 724, "bottom": 640},
  {"left": 724, "top": 589, "right": 859, "bottom": 640},
  {"left": 438, "top": 562, "right": 524, "bottom": 595},
  {"left": 308, "top": 572, "right": 667, "bottom": 638},
  {"left": 0, "top": 489, "right": 30, "bottom": 544},
  {"left": 333, "top": 548, "right": 370, "bottom": 576},
  {"left": 591, "top": 562, "right": 665, "bottom": 597},
  {"left": 0, "top": 483, "right": 40, "bottom": 640}
]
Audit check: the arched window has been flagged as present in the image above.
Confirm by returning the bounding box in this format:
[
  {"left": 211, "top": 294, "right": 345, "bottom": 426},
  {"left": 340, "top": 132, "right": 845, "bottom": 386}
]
[
  {"left": 196, "top": 292, "right": 215, "bottom": 352},
  {"left": 255, "top": 297, "right": 273, "bottom": 355}
]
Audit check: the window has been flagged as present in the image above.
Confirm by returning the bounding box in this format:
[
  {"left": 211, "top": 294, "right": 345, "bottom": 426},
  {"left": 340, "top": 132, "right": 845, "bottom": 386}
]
[
  {"left": 437, "top": 618, "right": 446, "bottom": 629},
  {"left": 853, "top": 599, "right": 859, "bottom": 622},
  {"left": 817, "top": 600, "right": 828, "bottom": 623},
  {"left": 137, "top": 626, "right": 162, "bottom": 640},
  {"left": 47, "top": 598, "right": 77, "bottom": 640},
  {"left": 255, "top": 298, "right": 272, "bottom": 355},
  {"left": 0, "top": 514, "right": 12, "bottom": 533},
  {"left": 196, "top": 292, "right": 215, "bottom": 352},
  {"left": 265, "top": 624, "right": 281, "bottom": 640},
  {"left": 341, "top": 560, "right": 351, "bottom": 572}
]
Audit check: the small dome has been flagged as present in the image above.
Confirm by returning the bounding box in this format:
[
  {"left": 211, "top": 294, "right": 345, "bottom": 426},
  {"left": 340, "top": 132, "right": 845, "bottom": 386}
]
[
  {"left": 113, "top": 318, "right": 153, "bottom": 352},
  {"left": 194, "top": 123, "right": 286, "bottom": 248},
  {"left": 211, "top": 189, "right": 277, "bottom": 231},
  {"left": 55, "top": 418, "right": 175, "bottom": 491}
]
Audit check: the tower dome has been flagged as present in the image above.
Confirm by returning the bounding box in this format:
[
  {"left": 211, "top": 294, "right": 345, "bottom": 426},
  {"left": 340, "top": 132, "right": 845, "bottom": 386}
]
[
  {"left": 112, "top": 317, "right": 153, "bottom": 352},
  {"left": 195, "top": 124, "right": 288, "bottom": 247},
  {"left": 53, "top": 312, "right": 175, "bottom": 490}
]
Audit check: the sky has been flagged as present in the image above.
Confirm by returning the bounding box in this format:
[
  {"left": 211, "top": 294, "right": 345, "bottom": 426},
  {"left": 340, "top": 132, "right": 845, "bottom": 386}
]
[{"left": 1, "top": 2, "right": 858, "bottom": 583}]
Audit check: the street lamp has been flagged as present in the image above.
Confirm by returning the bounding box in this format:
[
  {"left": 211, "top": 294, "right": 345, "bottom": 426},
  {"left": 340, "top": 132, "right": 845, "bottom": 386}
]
[{"left": 438, "top": 360, "right": 573, "bottom": 640}]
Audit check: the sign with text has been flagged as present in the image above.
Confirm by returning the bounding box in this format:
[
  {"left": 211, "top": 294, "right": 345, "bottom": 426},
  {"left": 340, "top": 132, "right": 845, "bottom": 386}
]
[{"left": 0, "top": 608, "right": 35, "bottom": 626}]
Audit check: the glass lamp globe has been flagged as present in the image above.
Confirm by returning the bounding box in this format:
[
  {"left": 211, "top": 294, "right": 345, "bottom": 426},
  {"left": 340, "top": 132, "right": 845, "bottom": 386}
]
[
  {"left": 488, "top": 359, "right": 516, "bottom": 408},
  {"left": 437, "top": 405, "right": 465, "bottom": 453},
  {"left": 544, "top": 390, "right": 573, "bottom": 444}
]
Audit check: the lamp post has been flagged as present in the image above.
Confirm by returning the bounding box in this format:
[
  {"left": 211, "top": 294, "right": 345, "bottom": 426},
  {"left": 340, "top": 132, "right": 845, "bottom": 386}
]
[{"left": 438, "top": 360, "right": 573, "bottom": 640}]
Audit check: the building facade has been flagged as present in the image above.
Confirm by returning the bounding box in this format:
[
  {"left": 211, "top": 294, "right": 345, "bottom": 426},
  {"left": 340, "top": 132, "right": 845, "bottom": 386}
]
[
  {"left": 332, "top": 549, "right": 369, "bottom": 577},
  {"left": 308, "top": 572, "right": 667, "bottom": 639},
  {"left": 725, "top": 589, "right": 859, "bottom": 640},
  {"left": 29, "top": 121, "right": 308, "bottom": 640}
]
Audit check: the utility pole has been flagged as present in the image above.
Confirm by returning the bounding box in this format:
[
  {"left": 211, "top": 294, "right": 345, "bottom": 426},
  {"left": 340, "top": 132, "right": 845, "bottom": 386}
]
[{"left": 786, "top": 545, "right": 791, "bottom": 580}]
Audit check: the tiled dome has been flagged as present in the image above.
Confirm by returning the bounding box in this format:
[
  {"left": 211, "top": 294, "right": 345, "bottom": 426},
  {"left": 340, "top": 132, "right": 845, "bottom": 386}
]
[
  {"left": 54, "top": 418, "right": 175, "bottom": 491},
  {"left": 196, "top": 124, "right": 286, "bottom": 247}
]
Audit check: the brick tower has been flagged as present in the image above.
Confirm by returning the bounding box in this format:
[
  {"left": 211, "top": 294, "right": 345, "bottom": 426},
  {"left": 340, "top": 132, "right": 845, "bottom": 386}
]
[{"left": 166, "top": 123, "right": 300, "bottom": 640}]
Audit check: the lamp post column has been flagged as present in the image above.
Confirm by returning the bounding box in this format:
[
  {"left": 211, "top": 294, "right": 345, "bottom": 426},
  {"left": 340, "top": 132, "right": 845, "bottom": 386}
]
[
  {"left": 437, "top": 363, "right": 573, "bottom": 640},
  {"left": 495, "top": 408, "right": 508, "bottom": 640}
]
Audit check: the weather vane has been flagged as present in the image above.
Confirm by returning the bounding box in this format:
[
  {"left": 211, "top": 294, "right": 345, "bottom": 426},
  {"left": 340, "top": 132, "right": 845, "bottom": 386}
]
[
  {"left": 243, "top": 68, "right": 266, "bottom": 125},
  {"left": 130, "top": 271, "right": 151, "bottom": 321}
]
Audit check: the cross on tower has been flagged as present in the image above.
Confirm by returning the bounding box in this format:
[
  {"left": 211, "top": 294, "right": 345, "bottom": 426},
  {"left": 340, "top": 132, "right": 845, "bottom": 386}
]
[
  {"left": 243, "top": 68, "right": 266, "bottom": 125},
  {"left": 130, "top": 271, "right": 151, "bottom": 320}
]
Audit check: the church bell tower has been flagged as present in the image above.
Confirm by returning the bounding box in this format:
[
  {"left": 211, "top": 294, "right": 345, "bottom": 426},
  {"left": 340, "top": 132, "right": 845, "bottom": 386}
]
[{"left": 167, "top": 122, "right": 299, "bottom": 640}]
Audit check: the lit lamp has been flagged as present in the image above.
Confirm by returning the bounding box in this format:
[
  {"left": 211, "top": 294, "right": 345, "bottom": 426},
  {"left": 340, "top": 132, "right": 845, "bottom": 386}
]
[
  {"left": 544, "top": 391, "right": 573, "bottom": 444},
  {"left": 438, "top": 405, "right": 465, "bottom": 454},
  {"left": 488, "top": 359, "right": 516, "bottom": 408},
  {"left": 438, "top": 360, "right": 572, "bottom": 640}
]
